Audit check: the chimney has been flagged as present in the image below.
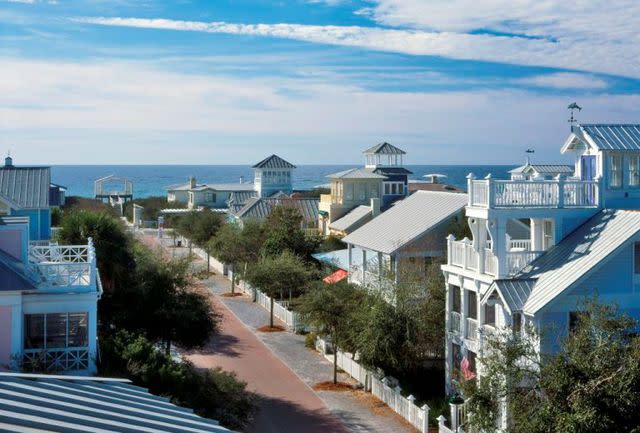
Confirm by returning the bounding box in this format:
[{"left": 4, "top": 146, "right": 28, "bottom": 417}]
[
  {"left": 189, "top": 176, "right": 196, "bottom": 188},
  {"left": 4, "top": 155, "right": 13, "bottom": 168},
  {"left": 239, "top": 176, "right": 244, "bottom": 184},
  {"left": 370, "top": 198, "right": 380, "bottom": 217}
]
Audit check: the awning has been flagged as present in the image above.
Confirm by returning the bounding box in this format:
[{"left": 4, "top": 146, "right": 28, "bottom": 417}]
[{"left": 323, "top": 269, "right": 348, "bottom": 284}]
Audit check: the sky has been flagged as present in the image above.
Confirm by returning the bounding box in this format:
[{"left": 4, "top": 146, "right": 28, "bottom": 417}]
[{"left": 1, "top": 0, "right": 640, "bottom": 165}]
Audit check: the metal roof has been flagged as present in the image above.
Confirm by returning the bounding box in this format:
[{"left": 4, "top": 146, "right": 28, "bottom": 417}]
[
  {"left": 483, "top": 279, "right": 535, "bottom": 314},
  {"left": 192, "top": 184, "right": 255, "bottom": 192},
  {"left": 343, "top": 191, "right": 468, "bottom": 254},
  {"left": 228, "top": 190, "right": 258, "bottom": 206},
  {"left": 0, "top": 166, "right": 50, "bottom": 209},
  {"left": 517, "top": 209, "right": 640, "bottom": 315},
  {"left": 370, "top": 167, "right": 413, "bottom": 176},
  {"left": 327, "top": 168, "right": 387, "bottom": 180},
  {"left": 579, "top": 124, "right": 640, "bottom": 151},
  {"left": 508, "top": 163, "right": 574, "bottom": 175},
  {"left": 234, "top": 197, "right": 319, "bottom": 224},
  {"left": 0, "top": 372, "right": 232, "bottom": 432},
  {"left": 329, "top": 205, "right": 373, "bottom": 233},
  {"left": 252, "top": 154, "right": 296, "bottom": 169},
  {"left": 363, "top": 142, "right": 406, "bottom": 155}
]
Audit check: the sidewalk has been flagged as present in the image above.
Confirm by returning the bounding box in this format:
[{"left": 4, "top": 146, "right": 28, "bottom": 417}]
[{"left": 202, "top": 272, "right": 416, "bottom": 433}]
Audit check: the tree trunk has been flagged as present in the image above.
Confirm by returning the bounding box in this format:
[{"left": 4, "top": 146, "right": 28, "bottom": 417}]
[
  {"left": 270, "top": 297, "right": 274, "bottom": 328},
  {"left": 333, "top": 342, "right": 338, "bottom": 384},
  {"left": 230, "top": 263, "right": 235, "bottom": 294}
]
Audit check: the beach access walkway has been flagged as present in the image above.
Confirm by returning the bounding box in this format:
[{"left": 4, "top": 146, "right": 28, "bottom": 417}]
[{"left": 141, "top": 231, "right": 416, "bottom": 433}]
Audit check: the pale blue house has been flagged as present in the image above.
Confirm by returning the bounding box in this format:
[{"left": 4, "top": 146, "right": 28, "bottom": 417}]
[{"left": 441, "top": 124, "right": 640, "bottom": 410}]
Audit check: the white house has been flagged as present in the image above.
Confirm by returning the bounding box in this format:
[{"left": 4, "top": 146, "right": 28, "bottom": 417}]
[
  {"left": 0, "top": 215, "right": 100, "bottom": 374},
  {"left": 167, "top": 176, "right": 255, "bottom": 210},
  {"left": 441, "top": 124, "right": 640, "bottom": 428},
  {"left": 252, "top": 154, "right": 296, "bottom": 198}
]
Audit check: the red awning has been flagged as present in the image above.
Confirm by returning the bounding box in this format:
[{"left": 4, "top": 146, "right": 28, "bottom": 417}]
[{"left": 323, "top": 269, "right": 348, "bottom": 284}]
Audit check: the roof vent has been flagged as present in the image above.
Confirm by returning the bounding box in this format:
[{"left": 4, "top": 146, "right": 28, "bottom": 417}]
[{"left": 4, "top": 154, "right": 13, "bottom": 168}]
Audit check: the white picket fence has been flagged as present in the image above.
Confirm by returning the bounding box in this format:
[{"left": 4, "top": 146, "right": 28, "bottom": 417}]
[
  {"left": 251, "top": 284, "right": 305, "bottom": 332},
  {"left": 316, "top": 338, "right": 430, "bottom": 433}
]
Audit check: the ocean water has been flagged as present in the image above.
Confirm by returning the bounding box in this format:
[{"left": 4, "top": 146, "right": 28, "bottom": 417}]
[{"left": 51, "top": 165, "right": 515, "bottom": 198}]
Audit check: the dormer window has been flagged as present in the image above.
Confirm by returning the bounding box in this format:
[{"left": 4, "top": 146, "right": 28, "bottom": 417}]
[{"left": 610, "top": 155, "right": 622, "bottom": 188}]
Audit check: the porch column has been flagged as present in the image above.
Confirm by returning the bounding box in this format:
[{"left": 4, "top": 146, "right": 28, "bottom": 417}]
[
  {"left": 488, "top": 218, "right": 507, "bottom": 277},
  {"left": 531, "top": 218, "right": 544, "bottom": 251}
]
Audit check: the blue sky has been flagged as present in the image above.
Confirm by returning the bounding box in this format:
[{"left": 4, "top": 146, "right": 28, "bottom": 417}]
[{"left": 2, "top": 0, "right": 640, "bottom": 165}]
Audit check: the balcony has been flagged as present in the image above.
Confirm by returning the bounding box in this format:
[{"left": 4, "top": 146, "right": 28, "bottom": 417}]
[
  {"left": 28, "top": 239, "right": 97, "bottom": 289},
  {"left": 22, "top": 347, "right": 90, "bottom": 372},
  {"left": 447, "top": 237, "right": 543, "bottom": 278},
  {"left": 468, "top": 175, "right": 600, "bottom": 209}
]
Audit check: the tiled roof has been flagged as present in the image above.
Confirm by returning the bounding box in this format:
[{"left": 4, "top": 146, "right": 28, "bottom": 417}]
[
  {"left": 579, "top": 124, "right": 640, "bottom": 151},
  {"left": 0, "top": 166, "right": 50, "bottom": 209},
  {"left": 329, "top": 205, "right": 373, "bottom": 233},
  {"left": 515, "top": 210, "right": 640, "bottom": 314},
  {"left": 234, "top": 197, "right": 319, "bottom": 224},
  {"left": 0, "top": 372, "right": 233, "bottom": 432},
  {"left": 327, "top": 168, "right": 387, "bottom": 180},
  {"left": 343, "top": 191, "right": 467, "bottom": 254},
  {"left": 363, "top": 142, "right": 406, "bottom": 155},
  {"left": 252, "top": 154, "right": 296, "bottom": 169}
]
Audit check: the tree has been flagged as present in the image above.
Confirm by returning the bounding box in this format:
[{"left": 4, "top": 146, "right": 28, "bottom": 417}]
[
  {"left": 244, "top": 251, "right": 316, "bottom": 328},
  {"left": 122, "top": 245, "right": 220, "bottom": 354},
  {"left": 57, "top": 210, "right": 135, "bottom": 293},
  {"left": 261, "top": 206, "right": 320, "bottom": 259},
  {"left": 209, "top": 223, "right": 244, "bottom": 293},
  {"left": 299, "top": 280, "right": 363, "bottom": 383},
  {"left": 181, "top": 210, "right": 224, "bottom": 271},
  {"left": 463, "top": 298, "right": 640, "bottom": 433}
]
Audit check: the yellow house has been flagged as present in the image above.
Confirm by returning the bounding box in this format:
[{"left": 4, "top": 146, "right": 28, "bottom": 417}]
[{"left": 319, "top": 168, "right": 385, "bottom": 235}]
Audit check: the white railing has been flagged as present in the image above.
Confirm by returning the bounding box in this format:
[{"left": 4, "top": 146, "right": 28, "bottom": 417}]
[
  {"left": 450, "top": 311, "right": 462, "bottom": 334},
  {"left": 22, "top": 347, "right": 90, "bottom": 372},
  {"left": 505, "top": 250, "right": 543, "bottom": 276},
  {"left": 28, "top": 239, "right": 97, "bottom": 288},
  {"left": 466, "top": 318, "right": 478, "bottom": 341},
  {"left": 449, "top": 239, "right": 478, "bottom": 271},
  {"left": 317, "top": 338, "right": 430, "bottom": 433},
  {"left": 484, "top": 248, "right": 497, "bottom": 276},
  {"left": 467, "top": 174, "right": 600, "bottom": 209},
  {"left": 508, "top": 239, "right": 531, "bottom": 250}
]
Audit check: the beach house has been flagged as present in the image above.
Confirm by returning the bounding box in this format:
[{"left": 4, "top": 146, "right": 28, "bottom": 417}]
[
  {"left": 441, "top": 124, "right": 640, "bottom": 424},
  {"left": 230, "top": 195, "right": 320, "bottom": 228},
  {"left": 0, "top": 162, "right": 101, "bottom": 374},
  {"left": 320, "top": 142, "right": 411, "bottom": 236},
  {"left": 167, "top": 154, "right": 296, "bottom": 210}
]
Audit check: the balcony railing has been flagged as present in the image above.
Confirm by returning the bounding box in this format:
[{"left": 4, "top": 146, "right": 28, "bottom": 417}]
[
  {"left": 22, "top": 347, "right": 90, "bottom": 372},
  {"left": 449, "top": 311, "right": 461, "bottom": 334},
  {"left": 466, "top": 318, "right": 478, "bottom": 341},
  {"left": 28, "top": 238, "right": 97, "bottom": 288},
  {"left": 467, "top": 175, "right": 600, "bottom": 209},
  {"left": 447, "top": 237, "right": 541, "bottom": 278}
]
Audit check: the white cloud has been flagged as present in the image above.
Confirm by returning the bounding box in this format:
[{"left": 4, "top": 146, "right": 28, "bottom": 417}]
[
  {"left": 2, "top": 57, "right": 640, "bottom": 164},
  {"left": 515, "top": 73, "right": 608, "bottom": 90},
  {"left": 72, "top": 16, "right": 640, "bottom": 79}
]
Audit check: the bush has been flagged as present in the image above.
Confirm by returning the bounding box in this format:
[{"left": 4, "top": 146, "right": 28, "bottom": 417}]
[
  {"left": 305, "top": 332, "right": 318, "bottom": 350},
  {"left": 99, "top": 331, "right": 257, "bottom": 430},
  {"left": 123, "top": 196, "right": 185, "bottom": 223}
]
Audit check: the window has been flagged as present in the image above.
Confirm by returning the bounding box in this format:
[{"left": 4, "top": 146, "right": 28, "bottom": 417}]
[
  {"left": 512, "top": 312, "right": 522, "bottom": 335},
  {"left": 204, "top": 192, "right": 216, "bottom": 203},
  {"left": 23, "top": 313, "right": 89, "bottom": 350},
  {"left": 543, "top": 219, "right": 554, "bottom": 250},
  {"left": 630, "top": 156, "right": 640, "bottom": 187},
  {"left": 345, "top": 184, "right": 354, "bottom": 200},
  {"left": 635, "top": 242, "right": 640, "bottom": 274},
  {"left": 452, "top": 343, "right": 461, "bottom": 372},
  {"left": 484, "top": 303, "right": 496, "bottom": 327},
  {"left": 384, "top": 183, "right": 390, "bottom": 195},
  {"left": 610, "top": 154, "right": 622, "bottom": 188},
  {"left": 467, "top": 291, "right": 477, "bottom": 319},
  {"left": 452, "top": 285, "right": 461, "bottom": 313}
]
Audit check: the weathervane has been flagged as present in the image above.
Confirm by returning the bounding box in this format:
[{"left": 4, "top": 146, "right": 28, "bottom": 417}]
[
  {"left": 525, "top": 148, "right": 534, "bottom": 164},
  {"left": 568, "top": 102, "right": 582, "bottom": 126}
]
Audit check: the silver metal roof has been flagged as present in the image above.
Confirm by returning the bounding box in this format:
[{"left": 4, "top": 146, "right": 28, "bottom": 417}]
[
  {"left": 167, "top": 183, "right": 254, "bottom": 192},
  {"left": 579, "top": 124, "right": 640, "bottom": 151},
  {"left": 228, "top": 190, "right": 258, "bottom": 206},
  {"left": 329, "top": 205, "right": 372, "bottom": 233},
  {"left": 343, "top": 191, "right": 468, "bottom": 254},
  {"left": 327, "top": 168, "right": 387, "bottom": 180},
  {"left": 234, "top": 197, "right": 319, "bottom": 224},
  {"left": 517, "top": 209, "right": 640, "bottom": 314},
  {"left": 0, "top": 166, "right": 50, "bottom": 209},
  {"left": 252, "top": 154, "right": 296, "bottom": 169},
  {"left": 0, "top": 372, "right": 232, "bottom": 432},
  {"left": 508, "top": 163, "right": 574, "bottom": 175},
  {"left": 363, "top": 142, "right": 406, "bottom": 155},
  {"left": 484, "top": 279, "right": 535, "bottom": 314}
]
